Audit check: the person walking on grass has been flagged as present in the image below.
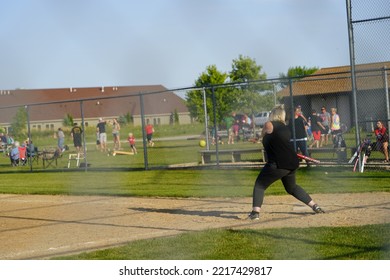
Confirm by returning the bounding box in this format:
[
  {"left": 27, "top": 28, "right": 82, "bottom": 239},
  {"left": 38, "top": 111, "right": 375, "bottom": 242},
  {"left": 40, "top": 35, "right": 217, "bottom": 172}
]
[
  {"left": 248, "top": 104, "right": 325, "bottom": 220},
  {"left": 127, "top": 132, "right": 137, "bottom": 154}
]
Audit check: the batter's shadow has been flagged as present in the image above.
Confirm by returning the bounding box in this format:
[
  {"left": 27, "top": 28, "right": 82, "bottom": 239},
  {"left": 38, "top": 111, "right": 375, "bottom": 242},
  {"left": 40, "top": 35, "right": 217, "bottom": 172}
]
[{"left": 129, "top": 207, "right": 244, "bottom": 220}]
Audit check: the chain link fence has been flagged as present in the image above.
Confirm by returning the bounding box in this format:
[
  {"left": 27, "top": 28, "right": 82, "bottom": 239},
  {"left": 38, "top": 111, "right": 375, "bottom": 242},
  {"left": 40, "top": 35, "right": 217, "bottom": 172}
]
[
  {"left": 1, "top": 1, "right": 389, "bottom": 172},
  {"left": 347, "top": 0, "right": 390, "bottom": 169}
]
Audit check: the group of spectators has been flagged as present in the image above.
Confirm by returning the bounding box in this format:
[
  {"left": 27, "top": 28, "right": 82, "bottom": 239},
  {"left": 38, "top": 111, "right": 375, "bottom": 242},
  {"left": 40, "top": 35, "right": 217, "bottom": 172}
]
[
  {"left": 292, "top": 105, "right": 389, "bottom": 163},
  {"left": 5, "top": 138, "right": 36, "bottom": 167},
  {"left": 64, "top": 118, "right": 154, "bottom": 155},
  {"left": 223, "top": 112, "right": 252, "bottom": 145}
]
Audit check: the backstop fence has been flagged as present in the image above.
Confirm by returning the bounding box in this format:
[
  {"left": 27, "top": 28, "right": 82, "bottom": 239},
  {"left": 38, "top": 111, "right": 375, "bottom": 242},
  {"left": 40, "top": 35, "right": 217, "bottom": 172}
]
[
  {"left": 1, "top": 66, "right": 389, "bottom": 172},
  {"left": 1, "top": 1, "right": 389, "bottom": 172}
]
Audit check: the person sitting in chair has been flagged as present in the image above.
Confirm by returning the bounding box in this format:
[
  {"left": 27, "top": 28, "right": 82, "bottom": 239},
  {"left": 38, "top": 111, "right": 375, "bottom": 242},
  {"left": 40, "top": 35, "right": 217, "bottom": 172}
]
[
  {"left": 373, "top": 121, "right": 389, "bottom": 163},
  {"left": 10, "top": 141, "right": 20, "bottom": 166}
]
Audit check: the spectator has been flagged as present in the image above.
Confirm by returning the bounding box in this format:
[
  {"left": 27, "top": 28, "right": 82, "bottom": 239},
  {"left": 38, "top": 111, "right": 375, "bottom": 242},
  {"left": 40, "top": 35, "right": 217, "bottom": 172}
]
[
  {"left": 330, "top": 107, "right": 342, "bottom": 144},
  {"left": 309, "top": 109, "right": 326, "bottom": 148},
  {"left": 96, "top": 118, "right": 107, "bottom": 152},
  {"left": 319, "top": 106, "right": 331, "bottom": 147},
  {"left": 112, "top": 118, "right": 121, "bottom": 150},
  {"left": 70, "top": 123, "right": 83, "bottom": 153},
  {"left": 289, "top": 107, "right": 310, "bottom": 166},
  {"left": 224, "top": 113, "right": 235, "bottom": 144},
  {"left": 296, "top": 105, "right": 308, "bottom": 123},
  {"left": 373, "top": 121, "right": 389, "bottom": 163},
  {"left": 10, "top": 141, "right": 20, "bottom": 166},
  {"left": 57, "top": 128, "right": 65, "bottom": 153},
  {"left": 145, "top": 123, "right": 155, "bottom": 147}
]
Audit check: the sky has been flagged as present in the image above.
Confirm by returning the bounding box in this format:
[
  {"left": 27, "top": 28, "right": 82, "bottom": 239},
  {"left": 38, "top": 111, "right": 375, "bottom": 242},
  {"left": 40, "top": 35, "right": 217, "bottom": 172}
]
[{"left": 0, "top": 0, "right": 351, "bottom": 92}]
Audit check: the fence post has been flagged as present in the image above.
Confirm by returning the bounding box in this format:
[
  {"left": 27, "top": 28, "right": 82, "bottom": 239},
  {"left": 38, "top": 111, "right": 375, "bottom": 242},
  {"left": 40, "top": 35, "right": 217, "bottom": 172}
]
[
  {"left": 346, "top": 0, "right": 362, "bottom": 170},
  {"left": 289, "top": 78, "right": 297, "bottom": 151},
  {"left": 139, "top": 93, "right": 149, "bottom": 170},
  {"left": 384, "top": 67, "right": 390, "bottom": 130},
  {"left": 211, "top": 86, "right": 219, "bottom": 166},
  {"left": 25, "top": 105, "right": 33, "bottom": 172},
  {"left": 80, "top": 100, "right": 88, "bottom": 171},
  {"left": 202, "top": 88, "right": 210, "bottom": 150}
]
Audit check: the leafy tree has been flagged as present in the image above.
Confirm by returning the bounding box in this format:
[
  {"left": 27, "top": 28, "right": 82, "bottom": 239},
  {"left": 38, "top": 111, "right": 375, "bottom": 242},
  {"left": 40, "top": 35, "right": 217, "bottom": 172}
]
[
  {"left": 173, "top": 109, "right": 179, "bottom": 124},
  {"left": 63, "top": 113, "right": 74, "bottom": 127},
  {"left": 229, "top": 55, "right": 273, "bottom": 121},
  {"left": 279, "top": 66, "right": 319, "bottom": 87},
  {"left": 185, "top": 65, "right": 233, "bottom": 125},
  {"left": 118, "top": 112, "right": 133, "bottom": 125},
  {"left": 10, "top": 107, "right": 28, "bottom": 138}
]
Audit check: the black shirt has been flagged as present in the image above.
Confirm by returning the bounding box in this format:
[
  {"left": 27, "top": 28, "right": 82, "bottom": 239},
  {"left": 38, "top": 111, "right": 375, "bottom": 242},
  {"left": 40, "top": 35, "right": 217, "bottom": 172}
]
[
  {"left": 289, "top": 116, "right": 307, "bottom": 139},
  {"left": 262, "top": 121, "right": 299, "bottom": 170},
  {"left": 311, "top": 114, "right": 322, "bottom": 132},
  {"left": 97, "top": 122, "right": 106, "bottom": 133}
]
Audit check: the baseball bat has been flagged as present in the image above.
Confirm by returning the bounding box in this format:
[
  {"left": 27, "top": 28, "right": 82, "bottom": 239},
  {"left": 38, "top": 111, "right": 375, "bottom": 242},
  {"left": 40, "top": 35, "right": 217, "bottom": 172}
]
[{"left": 297, "top": 153, "right": 321, "bottom": 164}]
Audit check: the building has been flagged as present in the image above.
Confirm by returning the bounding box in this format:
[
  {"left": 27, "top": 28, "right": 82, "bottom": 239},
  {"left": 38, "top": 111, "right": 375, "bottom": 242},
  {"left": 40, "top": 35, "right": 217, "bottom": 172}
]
[
  {"left": 277, "top": 61, "right": 390, "bottom": 131},
  {"left": 0, "top": 85, "right": 191, "bottom": 133}
]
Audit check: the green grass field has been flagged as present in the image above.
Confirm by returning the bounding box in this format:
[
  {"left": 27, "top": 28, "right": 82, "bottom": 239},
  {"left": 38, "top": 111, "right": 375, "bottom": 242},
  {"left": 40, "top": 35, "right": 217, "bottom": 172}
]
[{"left": 1, "top": 124, "right": 389, "bottom": 260}]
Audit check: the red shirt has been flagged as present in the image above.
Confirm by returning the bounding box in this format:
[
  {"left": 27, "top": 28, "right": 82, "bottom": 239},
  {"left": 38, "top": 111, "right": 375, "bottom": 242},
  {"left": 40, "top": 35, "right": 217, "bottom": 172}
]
[
  {"left": 375, "top": 126, "right": 387, "bottom": 142},
  {"left": 146, "top": 124, "right": 154, "bottom": 135},
  {"left": 128, "top": 136, "right": 135, "bottom": 145}
]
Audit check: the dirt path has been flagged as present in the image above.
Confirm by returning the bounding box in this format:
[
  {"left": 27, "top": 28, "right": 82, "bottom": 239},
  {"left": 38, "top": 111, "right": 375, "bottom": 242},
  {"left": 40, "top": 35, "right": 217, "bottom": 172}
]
[{"left": 0, "top": 192, "right": 389, "bottom": 259}]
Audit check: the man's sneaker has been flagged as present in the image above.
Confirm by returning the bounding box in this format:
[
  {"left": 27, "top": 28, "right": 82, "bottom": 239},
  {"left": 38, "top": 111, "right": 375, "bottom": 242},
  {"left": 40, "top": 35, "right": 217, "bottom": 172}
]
[
  {"left": 312, "top": 204, "right": 325, "bottom": 213},
  {"left": 248, "top": 211, "right": 260, "bottom": 220}
]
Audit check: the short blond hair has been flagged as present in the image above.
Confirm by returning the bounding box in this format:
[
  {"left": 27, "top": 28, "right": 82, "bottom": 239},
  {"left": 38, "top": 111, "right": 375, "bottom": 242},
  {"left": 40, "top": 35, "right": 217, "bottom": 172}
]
[{"left": 269, "top": 104, "right": 286, "bottom": 124}]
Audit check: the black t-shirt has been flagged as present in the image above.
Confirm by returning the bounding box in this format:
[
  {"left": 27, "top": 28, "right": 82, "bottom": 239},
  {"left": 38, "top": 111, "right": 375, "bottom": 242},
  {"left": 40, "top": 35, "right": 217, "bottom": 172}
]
[
  {"left": 289, "top": 116, "right": 307, "bottom": 139},
  {"left": 71, "top": 126, "right": 83, "bottom": 138},
  {"left": 97, "top": 122, "right": 106, "bottom": 133},
  {"left": 311, "top": 114, "right": 322, "bottom": 132},
  {"left": 262, "top": 121, "right": 299, "bottom": 170}
]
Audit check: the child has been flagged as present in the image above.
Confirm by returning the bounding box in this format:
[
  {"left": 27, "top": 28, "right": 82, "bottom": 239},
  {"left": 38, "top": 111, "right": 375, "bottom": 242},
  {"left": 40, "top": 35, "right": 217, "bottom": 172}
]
[{"left": 127, "top": 133, "right": 137, "bottom": 154}]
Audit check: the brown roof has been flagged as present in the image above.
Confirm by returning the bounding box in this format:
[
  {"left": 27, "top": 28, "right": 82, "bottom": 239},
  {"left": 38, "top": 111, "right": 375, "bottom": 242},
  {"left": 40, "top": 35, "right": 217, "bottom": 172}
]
[
  {"left": 278, "top": 61, "right": 390, "bottom": 97},
  {"left": 0, "top": 85, "right": 188, "bottom": 123}
]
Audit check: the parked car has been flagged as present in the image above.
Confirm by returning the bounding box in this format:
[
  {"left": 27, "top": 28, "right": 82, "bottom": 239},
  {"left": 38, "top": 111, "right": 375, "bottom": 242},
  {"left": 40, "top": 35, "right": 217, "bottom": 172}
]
[{"left": 254, "top": 111, "right": 271, "bottom": 127}]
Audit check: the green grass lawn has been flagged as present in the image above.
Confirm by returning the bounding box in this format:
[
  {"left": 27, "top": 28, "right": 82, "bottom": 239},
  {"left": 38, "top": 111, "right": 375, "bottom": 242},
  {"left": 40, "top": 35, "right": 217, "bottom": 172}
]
[{"left": 54, "top": 224, "right": 390, "bottom": 260}]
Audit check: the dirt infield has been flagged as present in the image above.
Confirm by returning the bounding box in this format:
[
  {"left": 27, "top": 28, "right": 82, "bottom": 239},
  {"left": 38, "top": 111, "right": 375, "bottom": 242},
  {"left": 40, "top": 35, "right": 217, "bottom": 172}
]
[{"left": 1, "top": 192, "right": 389, "bottom": 260}]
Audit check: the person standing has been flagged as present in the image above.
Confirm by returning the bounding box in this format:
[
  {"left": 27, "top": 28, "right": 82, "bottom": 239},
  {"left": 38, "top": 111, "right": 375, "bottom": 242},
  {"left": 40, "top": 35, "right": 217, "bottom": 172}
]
[
  {"left": 224, "top": 113, "right": 235, "bottom": 144},
  {"left": 57, "top": 128, "right": 65, "bottom": 153},
  {"left": 330, "top": 108, "right": 341, "bottom": 133},
  {"left": 330, "top": 108, "right": 342, "bottom": 146},
  {"left": 70, "top": 123, "right": 83, "bottom": 152},
  {"left": 289, "top": 107, "right": 310, "bottom": 165},
  {"left": 309, "top": 110, "right": 325, "bottom": 148},
  {"left": 145, "top": 123, "right": 154, "bottom": 147},
  {"left": 319, "top": 106, "right": 331, "bottom": 147},
  {"left": 127, "top": 132, "right": 137, "bottom": 154},
  {"left": 112, "top": 118, "right": 121, "bottom": 150},
  {"left": 97, "top": 118, "right": 107, "bottom": 152},
  {"left": 248, "top": 105, "right": 325, "bottom": 220}
]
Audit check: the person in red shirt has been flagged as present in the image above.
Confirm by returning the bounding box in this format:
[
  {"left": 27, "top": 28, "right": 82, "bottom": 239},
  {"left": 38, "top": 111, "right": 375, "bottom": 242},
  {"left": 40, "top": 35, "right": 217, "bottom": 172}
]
[
  {"left": 127, "top": 133, "right": 137, "bottom": 154},
  {"left": 145, "top": 124, "right": 155, "bottom": 147},
  {"left": 373, "top": 121, "right": 389, "bottom": 163}
]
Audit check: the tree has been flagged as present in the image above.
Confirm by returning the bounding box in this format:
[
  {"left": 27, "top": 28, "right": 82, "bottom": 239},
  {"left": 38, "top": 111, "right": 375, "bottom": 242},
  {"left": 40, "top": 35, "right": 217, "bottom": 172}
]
[
  {"left": 279, "top": 66, "right": 319, "bottom": 87},
  {"left": 229, "top": 55, "right": 273, "bottom": 121},
  {"left": 185, "top": 65, "right": 234, "bottom": 126},
  {"left": 63, "top": 113, "right": 74, "bottom": 127},
  {"left": 10, "top": 107, "right": 28, "bottom": 138}
]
